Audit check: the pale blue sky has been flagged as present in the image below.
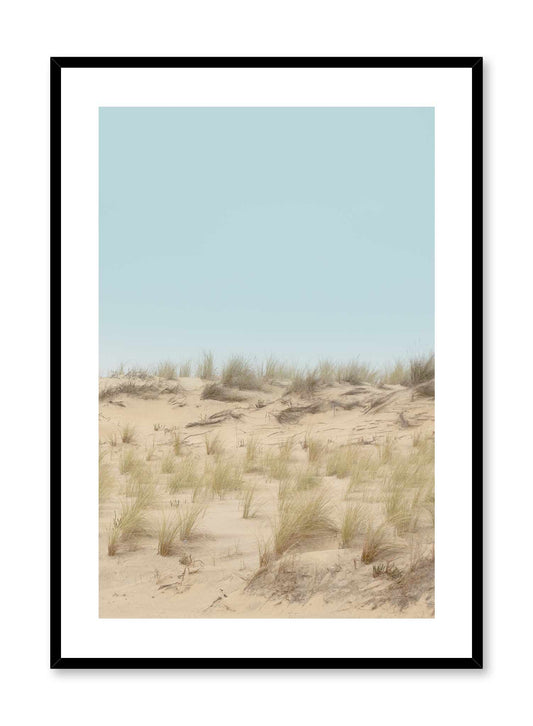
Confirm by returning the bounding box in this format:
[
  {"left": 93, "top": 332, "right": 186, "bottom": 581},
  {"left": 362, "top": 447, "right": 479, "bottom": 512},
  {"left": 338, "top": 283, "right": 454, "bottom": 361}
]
[{"left": 99, "top": 107, "right": 434, "bottom": 374}]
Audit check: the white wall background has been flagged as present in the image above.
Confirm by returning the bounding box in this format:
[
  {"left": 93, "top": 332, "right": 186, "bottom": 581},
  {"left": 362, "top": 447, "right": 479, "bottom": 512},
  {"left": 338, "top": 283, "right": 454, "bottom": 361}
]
[{"left": 0, "top": 1, "right": 529, "bottom": 724}]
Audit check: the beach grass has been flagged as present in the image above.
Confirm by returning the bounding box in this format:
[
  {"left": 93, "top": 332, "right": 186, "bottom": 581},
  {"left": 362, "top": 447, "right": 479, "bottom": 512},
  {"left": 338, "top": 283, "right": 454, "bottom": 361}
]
[
  {"left": 120, "top": 423, "right": 136, "bottom": 444},
  {"left": 221, "top": 356, "right": 261, "bottom": 390},
  {"left": 241, "top": 486, "right": 257, "bottom": 519},
  {"left": 272, "top": 492, "right": 337, "bottom": 558},
  {"left": 326, "top": 445, "right": 359, "bottom": 479},
  {"left": 168, "top": 457, "right": 199, "bottom": 493},
  {"left": 340, "top": 504, "right": 366, "bottom": 548},
  {"left": 196, "top": 351, "right": 215, "bottom": 379},
  {"left": 155, "top": 360, "right": 178, "bottom": 380},
  {"left": 207, "top": 459, "right": 244, "bottom": 498}
]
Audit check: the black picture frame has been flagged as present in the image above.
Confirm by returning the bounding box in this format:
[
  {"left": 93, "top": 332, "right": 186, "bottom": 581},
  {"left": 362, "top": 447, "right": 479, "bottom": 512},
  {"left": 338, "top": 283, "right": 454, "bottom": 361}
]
[{"left": 50, "top": 56, "right": 483, "bottom": 670}]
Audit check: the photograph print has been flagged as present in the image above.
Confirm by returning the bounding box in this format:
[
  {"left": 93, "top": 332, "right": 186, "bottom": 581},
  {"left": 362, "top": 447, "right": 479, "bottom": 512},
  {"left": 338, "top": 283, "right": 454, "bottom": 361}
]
[{"left": 98, "top": 104, "right": 436, "bottom": 620}]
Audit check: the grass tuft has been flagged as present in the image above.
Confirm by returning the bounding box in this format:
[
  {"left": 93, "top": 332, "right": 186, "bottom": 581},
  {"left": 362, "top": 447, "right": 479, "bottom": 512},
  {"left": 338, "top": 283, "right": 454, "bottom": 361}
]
[
  {"left": 207, "top": 459, "right": 243, "bottom": 498},
  {"left": 201, "top": 382, "right": 247, "bottom": 402},
  {"left": 120, "top": 423, "right": 136, "bottom": 444},
  {"left": 305, "top": 435, "right": 327, "bottom": 463},
  {"left": 241, "top": 486, "right": 257, "bottom": 518},
  {"left": 409, "top": 353, "right": 434, "bottom": 386},
  {"left": 257, "top": 538, "right": 274, "bottom": 568},
  {"left": 99, "top": 458, "right": 114, "bottom": 503},
  {"left": 295, "top": 466, "right": 322, "bottom": 490},
  {"left": 155, "top": 360, "right": 178, "bottom": 379},
  {"left": 326, "top": 446, "right": 359, "bottom": 478},
  {"left": 272, "top": 492, "right": 337, "bottom": 558},
  {"left": 205, "top": 433, "right": 223, "bottom": 456},
  {"left": 264, "top": 444, "right": 292, "bottom": 481},
  {"left": 337, "top": 360, "right": 376, "bottom": 385},
  {"left": 157, "top": 501, "right": 207, "bottom": 554},
  {"left": 378, "top": 435, "right": 395, "bottom": 465},
  {"left": 381, "top": 360, "right": 409, "bottom": 386},
  {"left": 157, "top": 513, "right": 181, "bottom": 556},
  {"left": 261, "top": 356, "right": 294, "bottom": 382},
  {"left": 245, "top": 436, "right": 262, "bottom": 472},
  {"left": 345, "top": 455, "right": 379, "bottom": 495},
  {"left": 161, "top": 452, "right": 176, "bottom": 474},
  {"left": 125, "top": 462, "right": 155, "bottom": 495},
  {"left": 196, "top": 351, "right": 215, "bottom": 380},
  {"left": 119, "top": 449, "right": 141, "bottom": 475},
  {"left": 99, "top": 379, "right": 182, "bottom": 401},
  {"left": 287, "top": 369, "right": 320, "bottom": 396},
  {"left": 221, "top": 356, "right": 261, "bottom": 390},
  {"left": 178, "top": 502, "right": 207, "bottom": 540},
  {"left": 168, "top": 457, "right": 199, "bottom": 493},
  {"left": 107, "top": 432, "right": 119, "bottom": 447},
  {"left": 340, "top": 504, "right": 366, "bottom": 548},
  {"left": 361, "top": 521, "right": 400, "bottom": 564},
  {"left": 316, "top": 359, "right": 337, "bottom": 385},
  {"left": 107, "top": 500, "right": 148, "bottom": 556},
  {"left": 178, "top": 360, "right": 192, "bottom": 377},
  {"left": 172, "top": 432, "right": 183, "bottom": 456}
]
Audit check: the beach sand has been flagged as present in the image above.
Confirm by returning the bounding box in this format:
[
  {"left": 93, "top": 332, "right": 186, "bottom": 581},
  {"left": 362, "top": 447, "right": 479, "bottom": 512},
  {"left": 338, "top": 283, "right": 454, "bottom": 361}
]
[{"left": 99, "top": 375, "right": 434, "bottom": 618}]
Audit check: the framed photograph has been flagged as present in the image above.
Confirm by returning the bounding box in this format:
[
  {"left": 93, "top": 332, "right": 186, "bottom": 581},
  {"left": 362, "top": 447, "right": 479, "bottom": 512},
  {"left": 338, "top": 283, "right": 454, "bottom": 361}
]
[{"left": 51, "top": 57, "right": 482, "bottom": 668}]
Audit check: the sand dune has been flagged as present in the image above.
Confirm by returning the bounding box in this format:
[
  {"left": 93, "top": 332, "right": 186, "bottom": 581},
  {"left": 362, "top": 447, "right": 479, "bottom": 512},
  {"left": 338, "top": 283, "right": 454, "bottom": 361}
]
[{"left": 99, "top": 374, "right": 434, "bottom": 618}]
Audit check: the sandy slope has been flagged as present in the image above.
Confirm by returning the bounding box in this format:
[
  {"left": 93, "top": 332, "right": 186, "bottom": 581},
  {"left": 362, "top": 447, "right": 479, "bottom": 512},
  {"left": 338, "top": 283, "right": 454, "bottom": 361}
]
[{"left": 99, "top": 376, "right": 434, "bottom": 618}]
